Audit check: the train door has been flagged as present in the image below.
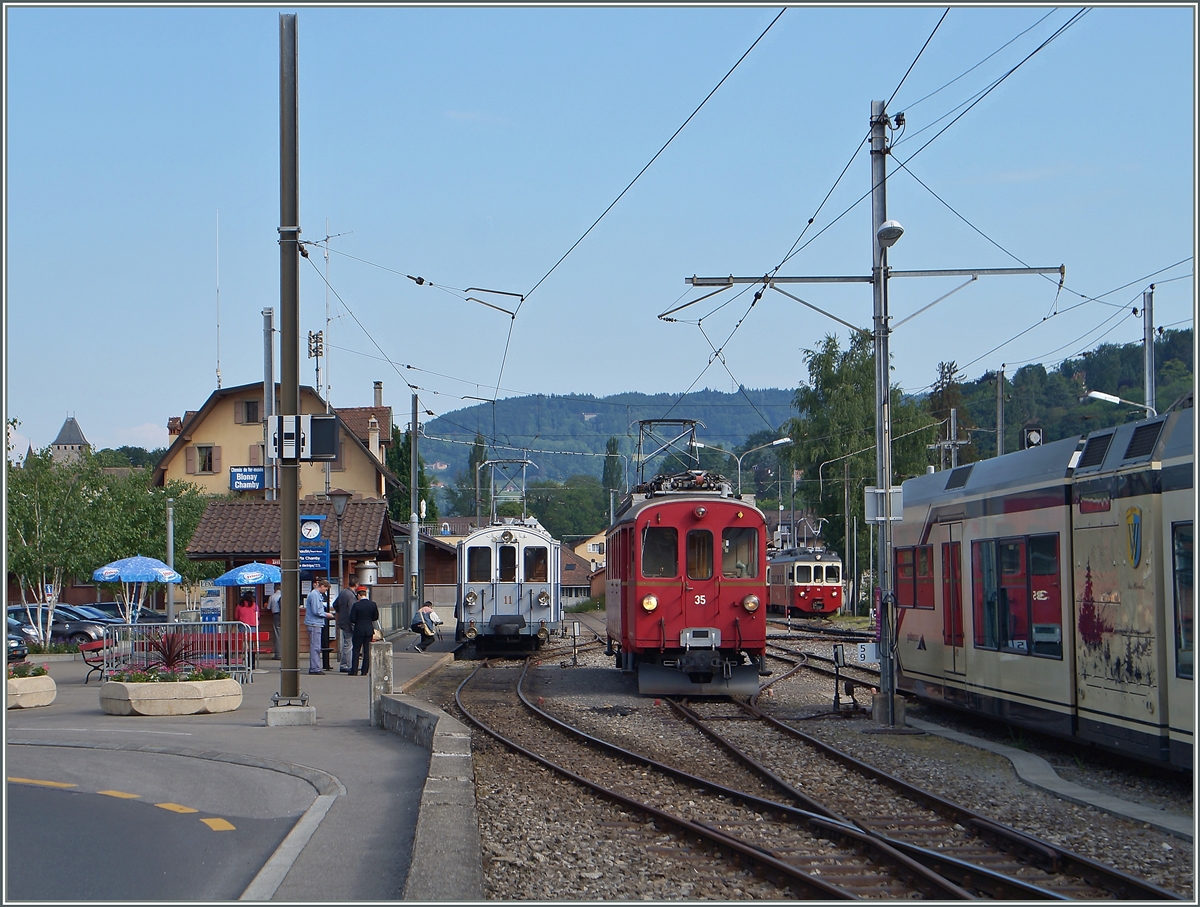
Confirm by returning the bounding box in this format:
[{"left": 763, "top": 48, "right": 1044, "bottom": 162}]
[
  {"left": 941, "top": 527, "right": 964, "bottom": 676},
  {"left": 685, "top": 527, "right": 716, "bottom": 629},
  {"left": 463, "top": 543, "right": 492, "bottom": 627},
  {"left": 494, "top": 538, "right": 521, "bottom": 623}
]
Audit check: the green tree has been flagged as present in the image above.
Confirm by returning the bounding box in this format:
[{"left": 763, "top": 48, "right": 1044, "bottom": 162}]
[
  {"left": 386, "top": 425, "right": 440, "bottom": 524},
  {"left": 925, "top": 361, "right": 977, "bottom": 467},
  {"left": 786, "top": 332, "right": 935, "bottom": 572},
  {"left": 602, "top": 436, "right": 623, "bottom": 494},
  {"left": 526, "top": 475, "right": 608, "bottom": 540},
  {"left": 443, "top": 432, "right": 489, "bottom": 517}
]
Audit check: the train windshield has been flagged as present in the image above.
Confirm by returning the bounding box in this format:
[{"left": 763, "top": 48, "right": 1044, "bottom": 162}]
[
  {"left": 795, "top": 565, "right": 812, "bottom": 583},
  {"left": 812, "top": 565, "right": 824, "bottom": 582},
  {"left": 722, "top": 528, "right": 757, "bottom": 577},
  {"left": 641, "top": 527, "right": 678, "bottom": 578},
  {"left": 498, "top": 546, "right": 518, "bottom": 582},
  {"left": 467, "top": 547, "right": 491, "bottom": 583},
  {"left": 687, "top": 530, "right": 713, "bottom": 580},
  {"left": 524, "top": 547, "right": 549, "bottom": 583},
  {"left": 824, "top": 564, "right": 840, "bottom": 583}
]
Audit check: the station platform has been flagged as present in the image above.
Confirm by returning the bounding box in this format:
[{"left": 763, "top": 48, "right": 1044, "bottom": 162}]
[{"left": 5, "top": 627, "right": 480, "bottom": 902}]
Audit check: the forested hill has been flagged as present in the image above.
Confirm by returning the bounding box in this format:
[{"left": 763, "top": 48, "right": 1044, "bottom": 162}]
[{"left": 419, "top": 388, "right": 794, "bottom": 483}]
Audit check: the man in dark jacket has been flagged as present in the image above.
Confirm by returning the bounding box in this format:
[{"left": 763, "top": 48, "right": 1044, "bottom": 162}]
[
  {"left": 348, "top": 587, "right": 380, "bottom": 677},
  {"left": 332, "top": 584, "right": 357, "bottom": 673}
]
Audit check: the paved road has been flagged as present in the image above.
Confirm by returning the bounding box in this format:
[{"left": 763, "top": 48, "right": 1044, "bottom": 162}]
[{"left": 6, "top": 746, "right": 312, "bottom": 900}]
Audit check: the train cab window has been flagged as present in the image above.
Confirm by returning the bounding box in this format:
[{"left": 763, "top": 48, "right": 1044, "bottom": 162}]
[
  {"left": 498, "top": 546, "right": 518, "bottom": 583},
  {"left": 811, "top": 565, "right": 824, "bottom": 583},
  {"left": 1029, "top": 535, "right": 1063, "bottom": 658},
  {"left": 467, "top": 547, "right": 491, "bottom": 583},
  {"left": 687, "top": 530, "right": 713, "bottom": 580},
  {"left": 524, "top": 547, "right": 549, "bottom": 583},
  {"left": 824, "top": 564, "right": 840, "bottom": 584},
  {"left": 1173, "top": 522, "right": 1193, "bottom": 680},
  {"left": 795, "top": 565, "right": 812, "bottom": 583},
  {"left": 641, "top": 527, "right": 678, "bottom": 578},
  {"left": 722, "top": 527, "right": 758, "bottom": 577}
]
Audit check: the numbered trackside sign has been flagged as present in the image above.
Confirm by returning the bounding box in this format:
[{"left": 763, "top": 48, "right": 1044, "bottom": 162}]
[{"left": 856, "top": 642, "right": 879, "bottom": 664}]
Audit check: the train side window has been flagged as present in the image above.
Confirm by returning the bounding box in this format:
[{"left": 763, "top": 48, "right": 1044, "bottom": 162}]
[
  {"left": 787, "top": 568, "right": 794, "bottom": 583},
  {"left": 795, "top": 565, "right": 811, "bottom": 583},
  {"left": 467, "top": 547, "right": 491, "bottom": 583},
  {"left": 824, "top": 564, "right": 840, "bottom": 583},
  {"left": 1173, "top": 522, "right": 1193, "bottom": 680},
  {"left": 895, "top": 548, "right": 915, "bottom": 607},
  {"left": 641, "top": 526, "right": 678, "bottom": 578},
  {"left": 1029, "top": 534, "right": 1063, "bottom": 658},
  {"left": 722, "top": 527, "right": 758, "bottom": 577},
  {"left": 915, "top": 546, "right": 934, "bottom": 609},
  {"left": 998, "top": 539, "right": 1030, "bottom": 653},
  {"left": 687, "top": 530, "right": 713, "bottom": 580},
  {"left": 524, "top": 547, "right": 549, "bottom": 583},
  {"left": 942, "top": 541, "right": 963, "bottom": 647},
  {"left": 498, "top": 546, "right": 518, "bottom": 583}
]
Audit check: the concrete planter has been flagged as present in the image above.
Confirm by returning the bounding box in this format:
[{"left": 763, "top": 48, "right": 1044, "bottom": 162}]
[
  {"left": 99, "top": 678, "right": 242, "bottom": 716},
  {"left": 6, "top": 674, "right": 58, "bottom": 709}
]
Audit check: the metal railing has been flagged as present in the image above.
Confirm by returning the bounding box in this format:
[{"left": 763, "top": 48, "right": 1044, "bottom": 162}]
[{"left": 101, "top": 621, "right": 256, "bottom": 684}]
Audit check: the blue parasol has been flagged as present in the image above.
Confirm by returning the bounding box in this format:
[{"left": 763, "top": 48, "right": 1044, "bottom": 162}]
[
  {"left": 212, "top": 562, "right": 282, "bottom": 586},
  {"left": 92, "top": 555, "right": 182, "bottom": 623}
]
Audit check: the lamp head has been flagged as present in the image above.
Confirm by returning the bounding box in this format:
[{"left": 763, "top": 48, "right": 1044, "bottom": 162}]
[
  {"left": 329, "top": 488, "right": 352, "bottom": 518},
  {"left": 1087, "top": 390, "right": 1121, "bottom": 405},
  {"left": 877, "top": 219, "right": 904, "bottom": 248}
]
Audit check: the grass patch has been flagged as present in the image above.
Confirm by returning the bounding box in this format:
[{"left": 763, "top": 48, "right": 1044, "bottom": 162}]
[{"left": 565, "top": 596, "right": 604, "bottom": 613}]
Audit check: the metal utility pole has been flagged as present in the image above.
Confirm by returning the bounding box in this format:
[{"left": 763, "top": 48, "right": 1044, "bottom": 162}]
[
  {"left": 279, "top": 12, "right": 301, "bottom": 702},
  {"left": 1143, "top": 285, "right": 1156, "bottom": 415},
  {"left": 263, "top": 307, "right": 275, "bottom": 500},
  {"left": 996, "top": 365, "right": 1005, "bottom": 457},
  {"left": 166, "top": 498, "right": 175, "bottom": 622},
  {"left": 869, "top": 99, "right": 898, "bottom": 727},
  {"left": 409, "top": 394, "right": 420, "bottom": 629}
]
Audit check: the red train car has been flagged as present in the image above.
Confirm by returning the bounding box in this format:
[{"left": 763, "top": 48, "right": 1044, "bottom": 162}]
[
  {"left": 606, "top": 470, "right": 768, "bottom": 695},
  {"left": 767, "top": 547, "right": 845, "bottom": 617}
]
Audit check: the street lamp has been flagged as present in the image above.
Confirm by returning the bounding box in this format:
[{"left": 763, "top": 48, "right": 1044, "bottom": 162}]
[
  {"left": 1086, "top": 390, "right": 1157, "bottom": 418},
  {"left": 329, "top": 488, "right": 352, "bottom": 671},
  {"left": 733, "top": 437, "right": 790, "bottom": 496}
]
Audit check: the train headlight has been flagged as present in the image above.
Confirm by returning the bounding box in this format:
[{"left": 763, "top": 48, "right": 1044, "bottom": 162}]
[
  {"left": 537, "top": 590, "right": 551, "bottom": 605},
  {"left": 537, "top": 621, "right": 549, "bottom": 641},
  {"left": 641, "top": 594, "right": 659, "bottom": 613},
  {"left": 742, "top": 594, "right": 760, "bottom": 613},
  {"left": 693, "top": 506, "right": 707, "bottom": 518},
  {"left": 465, "top": 621, "right": 478, "bottom": 640},
  {"left": 465, "top": 590, "right": 477, "bottom": 605}
]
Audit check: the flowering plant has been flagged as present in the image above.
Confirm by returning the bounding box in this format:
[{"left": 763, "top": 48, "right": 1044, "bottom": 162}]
[
  {"left": 7, "top": 662, "right": 49, "bottom": 679},
  {"left": 108, "top": 668, "right": 230, "bottom": 683}
]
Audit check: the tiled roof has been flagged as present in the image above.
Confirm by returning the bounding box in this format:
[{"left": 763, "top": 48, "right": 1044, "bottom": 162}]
[
  {"left": 336, "top": 406, "right": 393, "bottom": 446},
  {"left": 187, "top": 499, "right": 394, "bottom": 560},
  {"left": 52, "top": 417, "right": 89, "bottom": 447},
  {"left": 560, "top": 546, "right": 593, "bottom": 584}
]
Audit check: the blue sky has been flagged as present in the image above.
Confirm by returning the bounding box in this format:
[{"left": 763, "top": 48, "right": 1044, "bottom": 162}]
[{"left": 5, "top": 5, "right": 1195, "bottom": 455}]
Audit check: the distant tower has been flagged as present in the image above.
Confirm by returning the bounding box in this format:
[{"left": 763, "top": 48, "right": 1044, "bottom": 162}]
[{"left": 51, "top": 416, "right": 90, "bottom": 464}]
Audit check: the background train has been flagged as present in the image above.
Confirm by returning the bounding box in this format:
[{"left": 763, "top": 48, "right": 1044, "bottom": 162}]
[
  {"left": 606, "top": 469, "right": 768, "bottom": 695},
  {"left": 767, "top": 546, "right": 845, "bottom": 617},
  {"left": 893, "top": 404, "right": 1192, "bottom": 770}
]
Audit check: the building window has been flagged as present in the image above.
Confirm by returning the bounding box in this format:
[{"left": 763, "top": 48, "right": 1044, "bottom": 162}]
[
  {"left": 234, "top": 400, "right": 260, "bottom": 424},
  {"left": 186, "top": 444, "right": 221, "bottom": 475},
  {"left": 196, "top": 446, "right": 214, "bottom": 473}
]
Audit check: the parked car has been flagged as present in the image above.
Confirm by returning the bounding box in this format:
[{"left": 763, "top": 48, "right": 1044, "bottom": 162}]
[
  {"left": 6, "top": 605, "right": 108, "bottom": 646},
  {"left": 51, "top": 604, "right": 123, "bottom": 624},
  {"left": 8, "top": 615, "right": 40, "bottom": 647},
  {"left": 8, "top": 629, "right": 28, "bottom": 663},
  {"left": 86, "top": 602, "right": 169, "bottom": 624}
]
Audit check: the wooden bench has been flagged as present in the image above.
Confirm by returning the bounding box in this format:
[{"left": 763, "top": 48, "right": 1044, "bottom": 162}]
[{"left": 79, "top": 640, "right": 108, "bottom": 684}]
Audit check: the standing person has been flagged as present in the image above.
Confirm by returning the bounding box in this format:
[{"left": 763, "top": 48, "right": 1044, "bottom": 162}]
[
  {"left": 331, "top": 582, "right": 356, "bottom": 673},
  {"left": 235, "top": 592, "right": 259, "bottom": 670},
  {"left": 348, "top": 587, "right": 380, "bottom": 676},
  {"left": 268, "top": 586, "right": 282, "bottom": 659},
  {"left": 304, "top": 579, "right": 331, "bottom": 675}
]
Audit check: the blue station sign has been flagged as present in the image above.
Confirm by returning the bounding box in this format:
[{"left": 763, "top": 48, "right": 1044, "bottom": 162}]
[
  {"left": 230, "top": 466, "right": 265, "bottom": 491},
  {"left": 300, "top": 542, "right": 330, "bottom": 572}
]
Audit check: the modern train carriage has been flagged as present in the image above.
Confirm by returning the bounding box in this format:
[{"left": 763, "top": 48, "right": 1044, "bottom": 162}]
[
  {"left": 456, "top": 516, "right": 563, "bottom": 651},
  {"left": 767, "top": 547, "right": 845, "bottom": 617},
  {"left": 893, "top": 405, "right": 1193, "bottom": 770},
  {"left": 606, "top": 469, "right": 768, "bottom": 695}
]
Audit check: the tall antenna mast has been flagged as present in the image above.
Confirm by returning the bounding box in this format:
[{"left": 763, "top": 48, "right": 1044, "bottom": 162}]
[{"left": 215, "top": 210, "right": 222, "bottom": 389}]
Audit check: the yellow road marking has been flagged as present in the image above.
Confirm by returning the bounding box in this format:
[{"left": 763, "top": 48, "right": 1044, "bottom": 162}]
[
  {"left": 7, "top": 777, "right": 77, "bottom": 788},
  {"left": 155, "top": 802, "right": 198, "bottom": 814},
  {"left": 201, "top": 818, "right": 236, "bottom": 831},
  {"left": 97, "top": 790, "right": 140, "bottom": 799}
]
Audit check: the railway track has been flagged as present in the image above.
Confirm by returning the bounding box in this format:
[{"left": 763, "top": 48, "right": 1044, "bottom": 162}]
[
  {"left": 672, "top": 696, "right": 1182, "bottom": 900},
  {"left": 457, "top": 659, "right": 973, "bottom": 899}
]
